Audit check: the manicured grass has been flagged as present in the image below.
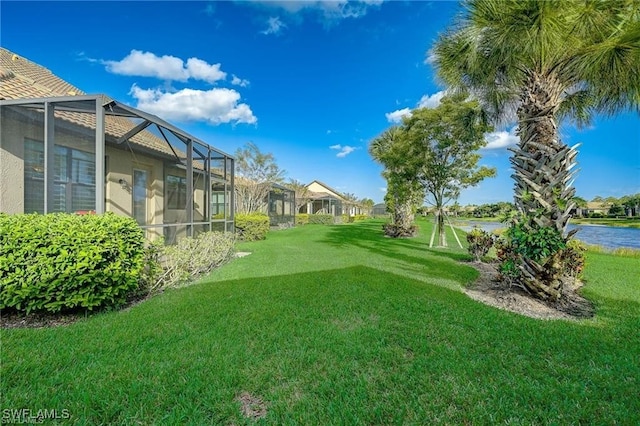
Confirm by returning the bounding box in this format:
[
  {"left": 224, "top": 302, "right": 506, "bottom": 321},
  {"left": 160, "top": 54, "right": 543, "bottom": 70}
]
[{"left": 2, "top": 218, "right": 639, "bottom": 424}]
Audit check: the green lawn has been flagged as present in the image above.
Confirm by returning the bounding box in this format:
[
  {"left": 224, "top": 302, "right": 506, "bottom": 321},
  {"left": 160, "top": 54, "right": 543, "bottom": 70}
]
[{"left": 2, "top": 218, "right": 639, "bottom": 424}]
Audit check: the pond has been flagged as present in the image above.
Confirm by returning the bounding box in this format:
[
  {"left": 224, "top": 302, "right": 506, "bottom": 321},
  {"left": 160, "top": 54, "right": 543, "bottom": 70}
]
[{"left": 455, "top": 220, "right": 640, "bottom": 250}]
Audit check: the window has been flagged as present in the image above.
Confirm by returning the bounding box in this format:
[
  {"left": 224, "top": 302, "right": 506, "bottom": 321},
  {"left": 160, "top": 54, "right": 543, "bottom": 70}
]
[
  {"left": 166, "top": 174, "right": 187, "bottom": 209},
  {"left": 133, "top": 169, "right": 148, "bottom": 225},
  {"left": 24, "top": 139, "right": 95, "bottom": 214}
]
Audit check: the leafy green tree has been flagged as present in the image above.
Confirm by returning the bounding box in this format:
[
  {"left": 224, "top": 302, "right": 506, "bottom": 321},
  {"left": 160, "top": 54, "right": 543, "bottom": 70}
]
[
  {"left": 369, "top": 126, "right": 423, "bottom": 236},
  {"left": 572, "top": 196, "right": 588, "bottom": 217},
  {"left": 341, "top": 192, "right": 361, "bottom": 218},
  {"left": 608, "top": 204, "right": 625, "bottom": 216},
  {"left": 359, "top": 198, "right": 375, "bottom": 215},
  {"left": 621, "top": 193, "right": 640, "bottom": 216},
  {"left": 285, "top": 179, "right": 311, "bottom": 213},
  {"left": 235, "top": 142, "right": 286, "bottom": 214},
  {"left": 433, "top": 0, "right": 640, "bottom": 300},
  {"left": 401, "top": 94, "right": 496, "bottom": 247}
]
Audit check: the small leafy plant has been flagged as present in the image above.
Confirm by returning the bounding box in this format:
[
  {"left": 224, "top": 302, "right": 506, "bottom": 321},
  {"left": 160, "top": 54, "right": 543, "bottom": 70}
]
[{"left": 466, "top": 227, "right": 494, "bottom": 262}]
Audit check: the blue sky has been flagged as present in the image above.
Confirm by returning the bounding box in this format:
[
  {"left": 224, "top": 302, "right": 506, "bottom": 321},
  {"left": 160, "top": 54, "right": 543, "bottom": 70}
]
[{"left": 2, "top": 1, "right": 638, "bottom": 205}]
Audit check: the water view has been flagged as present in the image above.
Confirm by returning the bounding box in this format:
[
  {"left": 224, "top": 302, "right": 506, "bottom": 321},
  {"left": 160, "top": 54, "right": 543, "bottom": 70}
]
[{"left": 455, "top": 221, "right": 640, "bottom": 250}]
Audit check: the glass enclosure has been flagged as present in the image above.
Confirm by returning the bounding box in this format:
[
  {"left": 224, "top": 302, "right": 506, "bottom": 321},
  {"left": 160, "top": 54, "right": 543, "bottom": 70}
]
[{"left": 0, "top": 95, "right": 235, "bottom": 243}]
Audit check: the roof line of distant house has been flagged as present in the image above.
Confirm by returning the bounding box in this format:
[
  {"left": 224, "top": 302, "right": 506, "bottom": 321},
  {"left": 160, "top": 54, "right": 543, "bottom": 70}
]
[{"left": 307, "top": 179, "right": 345, "bottom": 199}]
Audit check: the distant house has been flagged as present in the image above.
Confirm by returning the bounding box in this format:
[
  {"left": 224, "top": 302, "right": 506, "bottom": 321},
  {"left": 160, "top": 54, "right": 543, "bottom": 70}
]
[
  {"left": 297, "top": 180, "right": 364, "bottom": 218},
  {"left": 299, "top": 180, "right": 344, "bottom": 217},
  {"left": 372, "top": 203, "right": 387, "bottom": 216},
  {"left": 0, "top": 48, "right": 235, "bottom": 243},
  {"left": 582, "top": 202, "right": 613, "bottom": 217}
]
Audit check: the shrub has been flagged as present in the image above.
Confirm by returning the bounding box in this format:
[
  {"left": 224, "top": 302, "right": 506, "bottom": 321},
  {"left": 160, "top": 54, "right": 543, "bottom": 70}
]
[
  {"left": 151, "top": 231, "right": 235, "bottom": 292},
  {"left": 354, "top": 214, "right": 368, "bottom": 222},
  {"left": 612, "top": 247, "right": 640, "bottom": 258},
  {"left": 560, "top": 239, "right": 587, "bottom": 278},
  {"left": 0, "top": 212, "right": 145, "bottom": 314},
  {"left": 296, "top": 214, "right": 309, "bottom": 226},
  {"left": 235, "top": 213, "right": 270, "bottom": 241},
  {"left": 308, "top": 214, "right": 334, "bottom": 225},
  {"left": 466, "top": 227, "right": 494, "bottom": 262},
  {"left": 494, "top": 236, "right": 521, "bottom": 285},
  {"left": 507, "top": 223, "right": 566, "bottom": 263}
]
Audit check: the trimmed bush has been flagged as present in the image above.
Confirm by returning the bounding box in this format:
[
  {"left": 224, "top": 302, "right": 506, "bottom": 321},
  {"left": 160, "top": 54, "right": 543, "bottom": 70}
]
[
  {"left": 235, "top": 213, "right": 270, "bottom": 241},
  {"left": 466, "top": 227, "right": 494, "bottom": 262},
  {"left": 295, "top": 214, "right": 309, "bottom": 226},
  {"left": 151, "top": 231, "right": 235, "bottom": 292},
  {"left": 354, "top": 214, "right": 368, "bottom": 222},
  {"left": 0, "top": 212, "right": 145, "bottom": 314},
  {"left": 308, "top": 214, "right": 334, "bottom": 225}
]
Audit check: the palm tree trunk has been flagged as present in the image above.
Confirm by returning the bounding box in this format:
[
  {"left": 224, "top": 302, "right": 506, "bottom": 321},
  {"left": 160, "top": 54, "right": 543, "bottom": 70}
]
[{"left": 511, "top": 71, "right": 579, "bottom": 300}]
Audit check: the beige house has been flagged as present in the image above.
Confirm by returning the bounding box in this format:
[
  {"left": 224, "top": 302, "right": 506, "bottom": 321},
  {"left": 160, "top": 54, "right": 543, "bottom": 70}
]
[
  {"left": 0, "top": 48, "right": 234, "bottom": 243},
  {"left": 300, "top": 180, "right": 363, "bottom": 217}
]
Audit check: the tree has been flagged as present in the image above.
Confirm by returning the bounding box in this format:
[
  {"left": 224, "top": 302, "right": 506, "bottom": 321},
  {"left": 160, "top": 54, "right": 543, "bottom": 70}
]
[
  {"left": 285, "top": 179, "right": 311, "bottom": 213},
  {"left": 433, "top": 0, "right": 640, "bottom": 300},
  {"left": 369, "top": 126, "right": 423, "bottom": 236},
  {"left": 342, "top": 192, "right": 360, "bottom": 218},
  {"left": 234, "top": 142, "right": 286, "bottom": 214},
  {"left": 360, "top": 198, "right": 375, "bottom": 215},
  {"left": 621, "top": 193, "right": 640, "bottom": 216},
  {"left": 400, "top": 94, "right": 496, "bottom": 247},
  {"left": 572, "top": 196, "right": 588, "bottom": 217}
]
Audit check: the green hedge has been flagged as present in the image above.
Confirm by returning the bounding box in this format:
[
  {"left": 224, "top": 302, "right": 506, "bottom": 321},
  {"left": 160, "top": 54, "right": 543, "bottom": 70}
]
[
  {"left": 235, "top": 213, "right": 270, "bottom": 241},
  {"left": 295, "top": 214, "right": 309, "bottom": 226},
  {"left": 308, "top": 214, "right": 334, "bottom": 225},
  {"left": 0, "top": 212, "right": 145, "bottom": 314}
]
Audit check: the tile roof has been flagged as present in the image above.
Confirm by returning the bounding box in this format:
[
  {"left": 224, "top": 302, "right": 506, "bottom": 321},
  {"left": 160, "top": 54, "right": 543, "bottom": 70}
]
[{"left": 0, "top": 48, "right": 179, "bottom": 158}]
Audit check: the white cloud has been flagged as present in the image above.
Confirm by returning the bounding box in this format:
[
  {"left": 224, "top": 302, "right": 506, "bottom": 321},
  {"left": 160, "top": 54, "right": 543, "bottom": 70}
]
[
  {"left": 385, "top": 108, "right": 412, "bottom": 123},
  {"left": 330, "top": 144, "right": 357, "bottom": 158},
  {"left": 249, "top": 1, "right": 384, "bottom": 25},
  {"left": 482, "top": 127, "right": 519, "bottom": 150},
  {"left": 231, "top": 74, "right": 250, "bottom": 87},
  {"left": 129, "top": 85, "right": 257, "bottom": 125},
  {"left": 185, "top": 58, "right": 226, "bottom": 84},
  {"left": 379, "top": 187, "right": 387, "bottom": 193},
  {"left": 385, "top": 91, "right": 446, "bottom": 123},
  {"left": 262, "top": 16, "right": 286, "bottom": 35},
  {"left": 105, "top": 50, "right": 226, "bottom": 83},
  {"left": 417, "top": 91, "right": 445, "bottom": 109}
]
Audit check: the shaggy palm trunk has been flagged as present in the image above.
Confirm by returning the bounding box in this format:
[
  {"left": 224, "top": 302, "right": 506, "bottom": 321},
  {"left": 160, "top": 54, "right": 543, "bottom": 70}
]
[
  {"left": 511, "top": 71, "right": 579, "bottom": 301},
  {"left": 393, "top": 202, "right": 415, "bottom": 231}
]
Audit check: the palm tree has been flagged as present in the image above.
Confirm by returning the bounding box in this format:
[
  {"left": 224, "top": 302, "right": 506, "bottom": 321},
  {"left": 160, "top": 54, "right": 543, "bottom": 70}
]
[
  {"left": 433, "top": 0, "right": 639, "bottom": 300},
  {"left": 369, "top": 127, "right": 422, "bottom": 236}
]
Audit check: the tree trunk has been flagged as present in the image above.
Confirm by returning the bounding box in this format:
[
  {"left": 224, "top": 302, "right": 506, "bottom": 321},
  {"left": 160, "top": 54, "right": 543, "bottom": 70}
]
[
  {"left": 433, "top": 208, "right": 447, "bottom": 247},
  {"left": 394, "top": 202, "right": 415, "bottom": 231},
  {"left": 511, "top": 71, "right": 579, "bottom": 301}
]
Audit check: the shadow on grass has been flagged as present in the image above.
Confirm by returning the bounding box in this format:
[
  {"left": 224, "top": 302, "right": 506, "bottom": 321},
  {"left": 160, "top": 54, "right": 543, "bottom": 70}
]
[{"left": 320, "top": 220, "right": 470, "bottom": 264}]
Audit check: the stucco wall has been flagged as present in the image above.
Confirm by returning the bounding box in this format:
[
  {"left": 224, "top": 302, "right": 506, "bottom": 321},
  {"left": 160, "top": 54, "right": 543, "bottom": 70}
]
[
  {"left": 0, "top": 109, "right": 42, "bottom": 213},
  {"left": 307, "top": 181, "right": 342, "bottom": 199}
]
